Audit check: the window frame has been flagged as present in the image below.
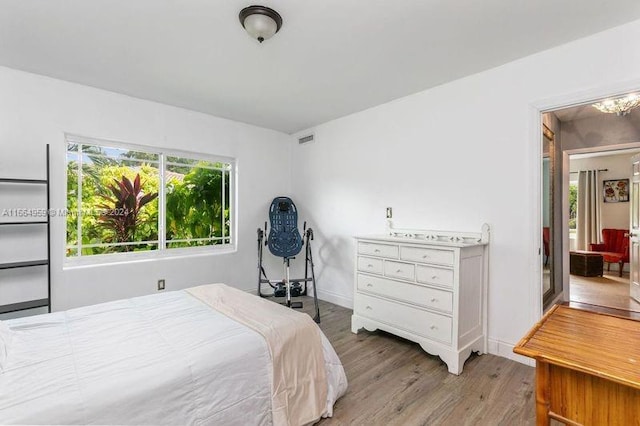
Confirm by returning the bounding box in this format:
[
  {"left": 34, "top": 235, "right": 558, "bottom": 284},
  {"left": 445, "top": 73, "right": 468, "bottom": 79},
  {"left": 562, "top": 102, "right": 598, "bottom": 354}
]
[{"left": 63, "top": 134, "right": 237, "bottom": 268}]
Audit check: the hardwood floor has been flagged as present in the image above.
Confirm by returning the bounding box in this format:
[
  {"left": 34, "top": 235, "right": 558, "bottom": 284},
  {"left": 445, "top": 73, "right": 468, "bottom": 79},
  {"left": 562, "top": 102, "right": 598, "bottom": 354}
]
[
  {"left": 570, "top": 271, "right": 640, "bottom": 312},
  {"left": 289, "top": 296, "right": 536, "bottom": 425}
]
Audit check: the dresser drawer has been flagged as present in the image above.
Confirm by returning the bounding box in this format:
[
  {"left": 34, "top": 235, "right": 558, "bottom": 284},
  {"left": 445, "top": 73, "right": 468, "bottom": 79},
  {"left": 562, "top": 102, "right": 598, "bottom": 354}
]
[
  {"left": 400, "top": 246, "right": 454, "bottom": 266},
  {"left": 355, "top": 293, "right": 452, "bottom": 344},
  {"left": 357, "top": 256, "right": 383, "bottom": 275},
  {"left": 416, "top": 265, "right": 454, "bottom": 288},
  {"left": 358, "top": 241, "right": 399, "bottom": 259},
  {"left": 384, "top": 260, "right": 415, "bottom": 281},
  {"left": 357, "top": 274, "right": 453, "bottom": 313}
]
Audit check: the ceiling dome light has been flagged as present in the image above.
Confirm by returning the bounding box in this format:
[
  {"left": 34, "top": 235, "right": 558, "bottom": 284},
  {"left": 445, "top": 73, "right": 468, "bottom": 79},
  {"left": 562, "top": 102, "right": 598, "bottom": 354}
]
[
  {"left": 592, "top": 94, "right": 640, "bottom": 116},
  {"left": 239, "top": 5, "right": 283, "bottom": 43}
]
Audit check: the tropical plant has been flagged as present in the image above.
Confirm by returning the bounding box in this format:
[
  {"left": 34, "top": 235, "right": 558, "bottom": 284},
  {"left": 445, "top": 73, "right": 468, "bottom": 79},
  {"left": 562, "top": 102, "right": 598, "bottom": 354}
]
[
  {"left": 96, "top": 174, "right": 158, "bottom": 251},
  {"left": 165, "top": 163, "right": 229, "bottom": 247},
  {"left": 568, "top": 183, "right": 578, "bottom": 230},
  {"left": 66, "top": 152, "right": 229, "bottom": 255}
]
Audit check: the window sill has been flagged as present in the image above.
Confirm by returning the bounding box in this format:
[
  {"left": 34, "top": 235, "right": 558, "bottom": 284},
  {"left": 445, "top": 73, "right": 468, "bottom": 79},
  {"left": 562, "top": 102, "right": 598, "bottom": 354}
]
[{"left": 62, "top": 244, "right": 237, "bottom": 270}]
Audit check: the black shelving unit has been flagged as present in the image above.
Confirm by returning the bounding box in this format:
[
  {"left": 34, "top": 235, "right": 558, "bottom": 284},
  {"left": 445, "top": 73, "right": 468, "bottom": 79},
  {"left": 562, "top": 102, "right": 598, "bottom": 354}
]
[{"left": 0, "top": 145, "right": 51, "bottom": 315}]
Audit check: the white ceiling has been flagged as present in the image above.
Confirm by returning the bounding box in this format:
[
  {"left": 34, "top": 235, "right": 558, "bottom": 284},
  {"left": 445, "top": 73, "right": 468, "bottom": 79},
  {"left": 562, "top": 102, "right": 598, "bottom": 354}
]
[{"left": 2, "top": 1, "right": 640, "bottom": 134}]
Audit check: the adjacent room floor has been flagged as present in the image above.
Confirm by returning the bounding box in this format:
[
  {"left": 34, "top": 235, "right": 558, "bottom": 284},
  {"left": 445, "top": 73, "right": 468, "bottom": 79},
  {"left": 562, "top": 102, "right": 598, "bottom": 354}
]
[
  {"left": 570, "top": 271, "right": 640, "bottom": 312},
  {"left": 292, "top": 297, "right": 536, "bottom": 425}
]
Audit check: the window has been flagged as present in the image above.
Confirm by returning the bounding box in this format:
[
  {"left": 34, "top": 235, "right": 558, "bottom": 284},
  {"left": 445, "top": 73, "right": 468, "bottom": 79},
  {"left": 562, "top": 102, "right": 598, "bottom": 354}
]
[
  {"left": 65, "top": 136, "right": 234, "bottom": 261},
  {"left": 569, "top": 181, "right": 578, "bottom": 230}
]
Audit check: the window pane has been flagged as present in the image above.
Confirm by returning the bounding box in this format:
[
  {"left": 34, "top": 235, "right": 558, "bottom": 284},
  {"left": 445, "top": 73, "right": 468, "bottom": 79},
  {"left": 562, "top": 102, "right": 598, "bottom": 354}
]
[
  {"left": 66, "top": 152, "right": 79, "bottom": 255},
  {"left": 568, "top": 182, "right": 578, "bottom": 230},
  {"left": 224, "top": 169, "right": 231, "bottom": 240},
  {"left": 87, "top": 145, "right": 159, "bottom": 167},
  {"left": 166, "top": 239, "right": 223, "bottom": 249},
  {"left": 66, "top": 143, "right": 160, "bottom": 256},
  {"left": 65, "top": 139, "right": 234, "bottom": 259},
  {"left": 166, "top": 159, "right": 227, "bottom": 248},
  {"left": 166, "top": 156, "right": 198, "bottom": 173}
]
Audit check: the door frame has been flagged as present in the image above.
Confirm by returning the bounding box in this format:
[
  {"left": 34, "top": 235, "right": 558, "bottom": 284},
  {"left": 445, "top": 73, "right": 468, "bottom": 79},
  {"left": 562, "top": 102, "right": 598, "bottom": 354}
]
[
  {"left": 529, "top": 79, "right": 640, "bottom": 325},
  {"left": 563, "top": 143, "right": 640, "bottom": 297},
  {"left": 630, "top": 153, "right": 640, "bottom": 304}
]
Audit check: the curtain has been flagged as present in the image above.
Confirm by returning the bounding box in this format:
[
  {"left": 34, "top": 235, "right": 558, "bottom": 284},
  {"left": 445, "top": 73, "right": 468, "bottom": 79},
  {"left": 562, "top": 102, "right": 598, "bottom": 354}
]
[{"left": 576, "top": 170, "right": 601, "bottom": 250}]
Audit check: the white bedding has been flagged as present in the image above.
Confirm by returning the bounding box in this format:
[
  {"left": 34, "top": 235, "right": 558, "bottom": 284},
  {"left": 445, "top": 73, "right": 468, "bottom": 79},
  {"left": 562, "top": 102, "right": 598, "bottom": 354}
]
[{"left": 0, "top": 290, "right": 347, "bottom": 425}]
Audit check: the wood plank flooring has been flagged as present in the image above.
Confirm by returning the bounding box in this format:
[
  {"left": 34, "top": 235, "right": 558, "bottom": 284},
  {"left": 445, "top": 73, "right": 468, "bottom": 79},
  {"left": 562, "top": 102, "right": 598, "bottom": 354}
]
[
  {"left": 570, "top": 272, "right": 640, "bottom": 312},
  {"left": 288, "top": 296, "right": 536, "bottom": 425}
]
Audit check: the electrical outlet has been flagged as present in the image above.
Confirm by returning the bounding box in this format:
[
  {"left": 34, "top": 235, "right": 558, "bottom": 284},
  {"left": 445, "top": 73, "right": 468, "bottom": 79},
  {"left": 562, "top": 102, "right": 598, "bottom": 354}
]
[
  {"left": 386, "top": 207, "right": 393, "bottom": 219},
  {"left": 157, "top": 279, "right": 165, "bottom": 291}
]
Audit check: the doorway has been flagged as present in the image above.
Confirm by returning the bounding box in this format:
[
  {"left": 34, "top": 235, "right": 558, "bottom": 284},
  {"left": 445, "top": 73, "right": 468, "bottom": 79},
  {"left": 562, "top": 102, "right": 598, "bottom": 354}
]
[
  {"left": 540, "top": 92, "right": 640, "bottom": 313},
  {"left": 567, "top": 148, "right": 640, "bottom": 312}
]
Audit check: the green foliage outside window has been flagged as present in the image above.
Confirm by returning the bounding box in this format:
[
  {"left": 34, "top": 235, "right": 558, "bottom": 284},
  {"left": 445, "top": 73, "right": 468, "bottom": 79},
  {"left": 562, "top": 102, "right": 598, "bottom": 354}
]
[
  {"left": 568, "top": 183, "right": 578, "bottom": 230},
  {"left": 166, "top": 165, "right": 230, "bottom": 248},
  {"left": 66, "top": 143, "right": 231, "bottom": 257}
]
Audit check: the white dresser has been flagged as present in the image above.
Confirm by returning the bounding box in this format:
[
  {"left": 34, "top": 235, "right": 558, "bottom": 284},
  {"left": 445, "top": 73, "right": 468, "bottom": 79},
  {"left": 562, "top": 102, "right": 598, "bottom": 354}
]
[{"left": 351, "top": 224, "right": 489, "bottom": 375}]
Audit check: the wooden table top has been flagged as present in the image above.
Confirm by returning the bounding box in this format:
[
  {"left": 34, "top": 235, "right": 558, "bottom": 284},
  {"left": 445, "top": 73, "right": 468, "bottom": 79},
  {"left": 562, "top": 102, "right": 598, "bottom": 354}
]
[{"left": 514, "top": 304, "right": 640, "bottom": 390}]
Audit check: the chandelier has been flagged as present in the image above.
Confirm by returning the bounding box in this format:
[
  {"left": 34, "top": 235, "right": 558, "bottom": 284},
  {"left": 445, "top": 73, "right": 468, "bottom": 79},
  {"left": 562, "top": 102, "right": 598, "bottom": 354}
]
[{"left": 592, "top": 94, "right": 640, "bottom": 116}]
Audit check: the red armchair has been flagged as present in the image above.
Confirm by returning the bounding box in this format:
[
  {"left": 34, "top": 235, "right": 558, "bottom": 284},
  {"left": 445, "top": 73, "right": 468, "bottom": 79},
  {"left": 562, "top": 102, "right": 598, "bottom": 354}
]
[
  {"left": 542, "top": 227, "right": 550, "bottom": 266},
  {"left": 589, "top": 229, "right": 630, "bottom": 277}
]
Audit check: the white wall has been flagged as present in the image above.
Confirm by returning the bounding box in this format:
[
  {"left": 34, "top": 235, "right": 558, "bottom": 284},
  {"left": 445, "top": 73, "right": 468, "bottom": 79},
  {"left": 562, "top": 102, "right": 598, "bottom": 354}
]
[
  {"left": 0, "top": 66, "right": 291, "bottom": 312},
  {"left": 291, "top": 19, "right": 640, "bottom": 360}
]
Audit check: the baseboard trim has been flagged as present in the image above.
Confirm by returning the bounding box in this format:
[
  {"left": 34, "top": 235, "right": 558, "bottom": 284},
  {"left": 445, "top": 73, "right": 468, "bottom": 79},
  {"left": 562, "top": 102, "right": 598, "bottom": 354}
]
[
  {"left": 488, "top": 338, "right": 535, "bottom": 367},
  {"left": 317, "top": 289, "right": 353, "bottom": 309}
]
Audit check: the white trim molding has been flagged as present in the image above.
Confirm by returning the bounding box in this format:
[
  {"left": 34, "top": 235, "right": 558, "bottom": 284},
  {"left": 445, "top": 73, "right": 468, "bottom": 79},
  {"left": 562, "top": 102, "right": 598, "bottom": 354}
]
[
  {"left": 488, "top": 338, "right": 535, "bottom": 367},
  {"left": 317, "top": 288, "right": 353, "bottom": 309}
]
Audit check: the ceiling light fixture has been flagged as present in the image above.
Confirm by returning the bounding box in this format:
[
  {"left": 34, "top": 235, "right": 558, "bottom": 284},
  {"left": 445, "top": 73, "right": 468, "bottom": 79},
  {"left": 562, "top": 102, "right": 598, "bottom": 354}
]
[
  {"left": 592, "top": 94, "right": 640, "bottom": 116},
  {"left": 239, "top": 5, "right": 283, "bottom": 43}
]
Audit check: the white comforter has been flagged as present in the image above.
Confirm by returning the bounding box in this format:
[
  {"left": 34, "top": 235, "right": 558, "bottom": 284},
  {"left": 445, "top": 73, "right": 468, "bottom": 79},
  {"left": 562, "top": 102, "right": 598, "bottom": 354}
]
[{"left": 0, "top": 290, "right": 347, "bottom": 425}]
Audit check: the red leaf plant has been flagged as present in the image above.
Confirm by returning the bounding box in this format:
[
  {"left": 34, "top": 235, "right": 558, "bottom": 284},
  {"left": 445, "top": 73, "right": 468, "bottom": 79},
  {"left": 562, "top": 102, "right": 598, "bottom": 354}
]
[{"left": 97, "top": 174, "right": 158, "bottom": 251}]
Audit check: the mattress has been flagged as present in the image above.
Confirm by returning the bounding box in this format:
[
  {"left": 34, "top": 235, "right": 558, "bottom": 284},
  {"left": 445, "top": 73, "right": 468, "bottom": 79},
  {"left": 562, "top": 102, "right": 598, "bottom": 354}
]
[{"left": 0, "top": 289, "right": 347, "bottom": 425}]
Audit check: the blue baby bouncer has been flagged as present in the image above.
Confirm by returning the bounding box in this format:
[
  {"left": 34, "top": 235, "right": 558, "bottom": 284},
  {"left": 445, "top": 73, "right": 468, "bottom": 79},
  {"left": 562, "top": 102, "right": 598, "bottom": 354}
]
[{"left": 257, "top": 197, "right": 320, "bottom": 323}]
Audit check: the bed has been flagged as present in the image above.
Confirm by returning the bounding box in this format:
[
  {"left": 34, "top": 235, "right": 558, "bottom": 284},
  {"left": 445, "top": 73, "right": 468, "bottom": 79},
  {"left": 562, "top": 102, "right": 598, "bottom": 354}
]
[{"left": 0, "top": 283, "right": 347, "bottom": 425}]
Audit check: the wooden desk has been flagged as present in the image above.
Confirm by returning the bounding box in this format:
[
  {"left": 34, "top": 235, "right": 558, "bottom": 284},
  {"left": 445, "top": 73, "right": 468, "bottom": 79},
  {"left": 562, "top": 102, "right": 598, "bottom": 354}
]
[{"left": 514, "top": 305, "right": 640, "bottom": 426}]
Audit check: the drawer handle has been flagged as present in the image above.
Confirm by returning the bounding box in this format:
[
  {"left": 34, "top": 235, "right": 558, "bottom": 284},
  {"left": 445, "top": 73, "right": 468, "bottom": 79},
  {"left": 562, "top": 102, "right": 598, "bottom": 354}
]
[
  {"left": 422, "top": 255, "right": 430, "bottom": 259},
  {"left": 431, "top": 275, "right": 438, "bottom": 280},
  {"left": 365, "top": 305, "right": 372, "bottom": 310},
  {"left": 374, "top": 249, "right": 380, "bottom": 253},
  {"left": 367, "top": 264, "right": 374, "bottom": 268},
  {"left": 396, "top": 269, "right": 402, "bottom": 273},
  {"left": 430, "top": 325, "right": 438, "bottom": 330},
  {"left": 430, "top": 298, "right": 438, "bottom": 303},
  {"left": 366, "top": 283, "right": 373, "bottom": 287}
]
